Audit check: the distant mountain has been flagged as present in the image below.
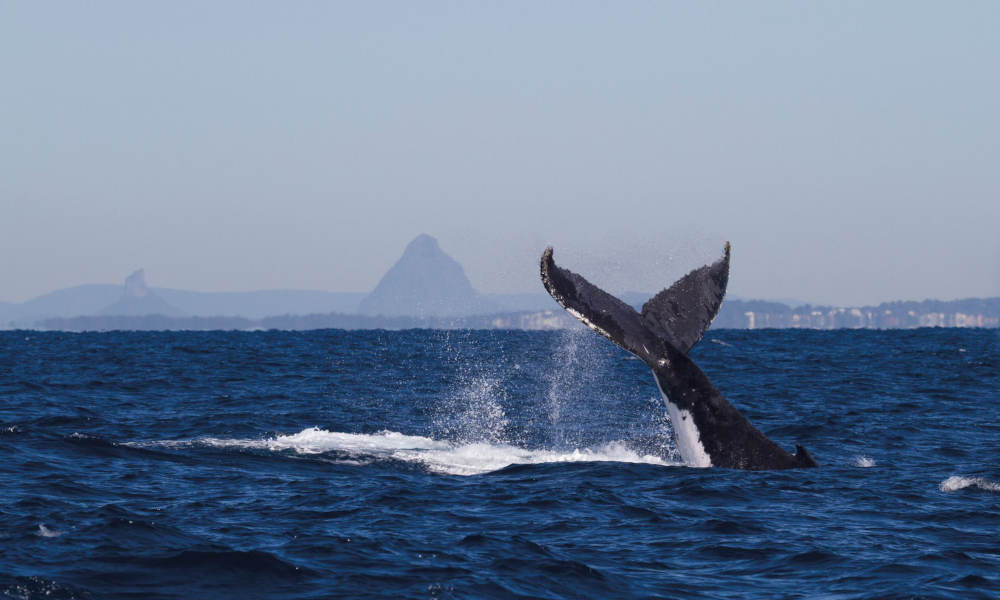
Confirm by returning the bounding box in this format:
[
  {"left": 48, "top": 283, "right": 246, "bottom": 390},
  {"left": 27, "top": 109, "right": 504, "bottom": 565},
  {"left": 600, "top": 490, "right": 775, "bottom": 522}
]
[
  {"left": 1, "top": 277, "right": 367, "bottom": 328},
  {"left": 154, "top": 289, "right": 366, "bottom": 319},
  {"left": 99, "top": 269, "right": 184, "bottom": 317},
  {"left": 6, "top": 235, "right": 995, "bottom": 331},
  {"left": 2, "top": 284, "right": 122, "bottom": 327},
  {"left": 0, "top": 301, "right": 13, "bottom": 328},
  {"left": 358, "top": 234, "right": 496, "bottom": 317}
]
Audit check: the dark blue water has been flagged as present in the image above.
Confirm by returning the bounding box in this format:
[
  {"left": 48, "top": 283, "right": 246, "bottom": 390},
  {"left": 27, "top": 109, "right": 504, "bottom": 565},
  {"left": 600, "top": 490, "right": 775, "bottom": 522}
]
[{"left": 2, "top": 328, "right": 998, "bottom": 599}]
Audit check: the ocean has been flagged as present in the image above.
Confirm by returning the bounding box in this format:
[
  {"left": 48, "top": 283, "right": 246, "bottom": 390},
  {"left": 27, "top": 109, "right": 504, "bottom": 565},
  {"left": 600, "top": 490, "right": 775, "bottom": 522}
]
[{"left": 1, "top": 328, "right": 997, "bottom": 599}]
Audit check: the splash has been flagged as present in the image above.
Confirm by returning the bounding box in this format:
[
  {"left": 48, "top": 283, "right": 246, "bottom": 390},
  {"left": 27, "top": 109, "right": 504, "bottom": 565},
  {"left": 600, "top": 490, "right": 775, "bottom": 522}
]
[
  {"left": 939, "top": 476, "right": 1000, "bottom": 493},
  {"left": 853, "top": 456, "right": 876, "bottom": 468},
  {"left": 137, "top": 428, "right": 677, "bottom": 476},
  {"left": 433, "top": 331, "right": 520, "bottom": 443},
  {"left": 36, "top": 524, "right": 62, "bottom": 538},
  {"left": 543, "top": 328, "right": 610, "bottom": 448},
  {"left": 439, "top": 373, "right": 510, "bottom": 445},
  {"left": 544, "top": 330, "right": 680, "bottom": 461},
  {"left": 637, "top": 395, "right": 681, "bottom": 463},
  {"left": 433, "top": 331, "right": 512, "bottom": 445},
  {"left": 427, "top": 328, "right": 680, "bottom": 464}
]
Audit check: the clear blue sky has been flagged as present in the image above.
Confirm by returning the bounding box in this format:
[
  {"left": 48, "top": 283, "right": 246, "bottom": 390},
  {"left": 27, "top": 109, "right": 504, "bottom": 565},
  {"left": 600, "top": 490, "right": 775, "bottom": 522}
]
[{"left": 2, "top": 1, "right": 997, "bottom": 305}]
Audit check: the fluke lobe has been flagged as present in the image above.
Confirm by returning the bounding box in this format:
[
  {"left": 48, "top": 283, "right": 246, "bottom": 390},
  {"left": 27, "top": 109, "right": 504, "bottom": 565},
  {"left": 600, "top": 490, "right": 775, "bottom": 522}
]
[{"left": 540, "top": 244, "right": 818, "bottom": 470}]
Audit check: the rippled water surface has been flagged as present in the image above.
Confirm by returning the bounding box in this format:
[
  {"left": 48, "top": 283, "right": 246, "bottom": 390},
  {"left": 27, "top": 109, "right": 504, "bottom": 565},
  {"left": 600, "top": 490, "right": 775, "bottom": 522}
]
[{"left": 1, "top": 328, "right": 998, "bottom": 599}]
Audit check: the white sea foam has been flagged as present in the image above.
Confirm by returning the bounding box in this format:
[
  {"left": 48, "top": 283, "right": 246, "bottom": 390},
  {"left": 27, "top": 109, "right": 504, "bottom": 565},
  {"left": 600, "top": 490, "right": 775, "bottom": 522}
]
[
  {"left": 939, "top": 476, "right": 1000, "bottom": 493},
  {"left": 138, "top": 428, "right": 676, "bottom": 476},
  {"left": 853, "top": 456, "right": 876, "bottom": 468},
  {"left": 37, "top": 524, "right": 62, "bottom": 538}
]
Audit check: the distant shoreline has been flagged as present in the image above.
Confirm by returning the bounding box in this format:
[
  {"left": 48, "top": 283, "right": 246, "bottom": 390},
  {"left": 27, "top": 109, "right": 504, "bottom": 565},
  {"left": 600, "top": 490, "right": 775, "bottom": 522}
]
[{"left": 20, "top": 295, "right": 1000, "bottom": 332}]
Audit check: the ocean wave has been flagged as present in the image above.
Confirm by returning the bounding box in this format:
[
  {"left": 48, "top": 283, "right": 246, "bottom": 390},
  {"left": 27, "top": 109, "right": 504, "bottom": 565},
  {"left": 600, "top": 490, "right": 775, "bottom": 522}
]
[
  {"left": 142, "top": 549, "right": 307, "bottom": 578},
  {"left": 1, "top": 576, "right": 90, "bottom": 600},
  {"left": 36, "top": 524, "right": 62, "bottom": 538},
  {"left": 136, "top": 428, "right": 677, "bottom": 476},
  {"left": 939, "top": 476, "right": 1000, "bottom": 493}
]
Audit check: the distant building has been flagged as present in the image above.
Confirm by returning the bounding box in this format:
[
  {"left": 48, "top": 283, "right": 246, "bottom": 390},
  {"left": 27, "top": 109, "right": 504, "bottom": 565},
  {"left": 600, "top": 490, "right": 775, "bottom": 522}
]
[{"left": 715, "top": 298, "right": 999, "bottom": 330}]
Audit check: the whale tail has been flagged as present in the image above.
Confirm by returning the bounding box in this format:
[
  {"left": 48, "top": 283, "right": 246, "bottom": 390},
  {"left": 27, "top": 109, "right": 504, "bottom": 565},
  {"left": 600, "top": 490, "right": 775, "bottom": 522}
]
[
  {"left": 540, "top": 243, "right": 819, "bottom": 470},
  {"left": 540, "top": 243, "right": 730, "bottom": 362}
]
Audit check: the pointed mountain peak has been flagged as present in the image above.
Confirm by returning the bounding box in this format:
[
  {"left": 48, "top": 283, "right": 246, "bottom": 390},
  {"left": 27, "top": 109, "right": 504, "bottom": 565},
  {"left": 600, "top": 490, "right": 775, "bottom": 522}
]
[
  {"left": 398, "top": 234, "right": 451, "bottom": 263},
  {"left": 124, "top": 269, "right": 149, "bottom": 298},
  {"left": 99, "top": 269, "right": 183, "bottom": 317},
  {"left": 405, "top": 233, "right": 440, "bottom": 252},
  {"left": 358, "top": 234, "right": 495, "bottom": 318}
]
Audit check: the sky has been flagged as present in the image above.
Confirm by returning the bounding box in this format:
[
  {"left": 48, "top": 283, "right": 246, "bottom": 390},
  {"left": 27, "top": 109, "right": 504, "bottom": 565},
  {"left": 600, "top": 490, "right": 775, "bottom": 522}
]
[{"left": 2, "top": 1, "right": 998, "bottom": 306}]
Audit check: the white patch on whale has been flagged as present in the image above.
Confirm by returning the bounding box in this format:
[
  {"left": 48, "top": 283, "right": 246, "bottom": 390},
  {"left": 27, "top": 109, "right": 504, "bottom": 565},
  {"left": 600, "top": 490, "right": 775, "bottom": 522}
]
[
  {"left": 654, "top": 376, "right": 712, "bottom": 468},
  {"left": 566, "top": 307, "right": 611, "bottom": 339}
]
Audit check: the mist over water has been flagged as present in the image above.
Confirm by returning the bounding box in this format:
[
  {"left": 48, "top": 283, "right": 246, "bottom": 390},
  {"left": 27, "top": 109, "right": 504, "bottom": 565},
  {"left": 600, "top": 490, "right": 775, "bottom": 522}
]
[
  {"left": 544, "top": 328, "right": 604, "bottom": 449},
  {"left": 2, "top": 328, "right": 998, "bottom": 599}
]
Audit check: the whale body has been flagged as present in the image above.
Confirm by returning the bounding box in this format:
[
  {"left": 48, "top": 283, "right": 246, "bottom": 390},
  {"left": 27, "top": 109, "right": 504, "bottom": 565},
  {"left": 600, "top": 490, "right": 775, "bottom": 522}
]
[{"left": 540, "top": 244, "right": 818, "bottom": 470}]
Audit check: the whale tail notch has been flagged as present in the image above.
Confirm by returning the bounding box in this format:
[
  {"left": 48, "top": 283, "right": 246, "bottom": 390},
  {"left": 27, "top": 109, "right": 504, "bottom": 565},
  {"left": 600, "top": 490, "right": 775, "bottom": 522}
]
[{"left": 540, "top": 243, "right": 731, "bottom": 361}]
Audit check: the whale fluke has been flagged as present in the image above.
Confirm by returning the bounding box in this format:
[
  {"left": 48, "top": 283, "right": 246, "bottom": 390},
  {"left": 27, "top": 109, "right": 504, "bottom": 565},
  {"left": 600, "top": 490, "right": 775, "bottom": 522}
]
[
  {"left": 541, "top": 246, "right": 663, "bottom": 364},
  {"left": 541, "top": 243, "right": 818, "bottom": 470},
  {"left": 640, "top": 242, "right": 730, "bottom": 354}
]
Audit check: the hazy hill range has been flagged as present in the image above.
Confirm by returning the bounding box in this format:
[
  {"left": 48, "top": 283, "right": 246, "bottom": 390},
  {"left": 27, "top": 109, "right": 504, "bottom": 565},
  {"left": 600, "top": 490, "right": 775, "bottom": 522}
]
[
  {"left": 155, "top": 289, "right": 367, "bottom": 319},
  {"left": 3, "top": 235, "right": 509, "bottom": 328},
  {"left": 6, "top": 233, "right": 998, "bottom": 330},
  {"left": 4, "top": 234, "right": 565, "bottom": 329},
  {"left": 1, "top": 281, "right": 367, "bottom": 328},
  {"left": 1, "top": 284, "right": 122, "bottom": 327}
]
